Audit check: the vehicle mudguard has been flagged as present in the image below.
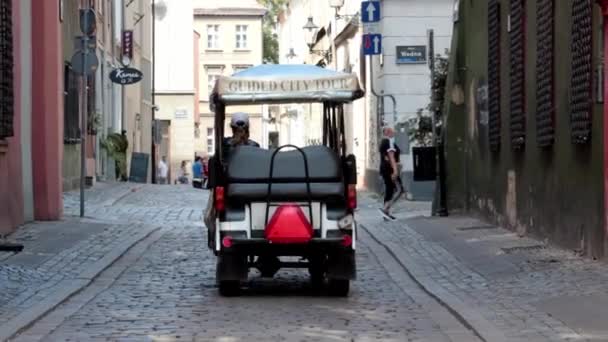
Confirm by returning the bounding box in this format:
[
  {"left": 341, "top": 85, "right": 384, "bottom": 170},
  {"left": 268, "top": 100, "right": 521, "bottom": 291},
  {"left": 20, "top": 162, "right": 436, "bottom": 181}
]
[
  {"left": 326, "top": 251, "right": 356, "bottom": 280},
  {"left": 216, "top": 253, "right": 248, "bottom": 282}
]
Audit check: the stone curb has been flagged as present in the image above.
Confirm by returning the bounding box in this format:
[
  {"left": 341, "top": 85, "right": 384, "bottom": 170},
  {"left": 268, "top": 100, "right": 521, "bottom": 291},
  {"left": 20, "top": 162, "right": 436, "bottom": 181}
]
[
  {"left": 359, "top": 222, "right": 508, "bottom": 342},
  {"left": 0, "top": 225, "right": 161, "bottom": 341}
]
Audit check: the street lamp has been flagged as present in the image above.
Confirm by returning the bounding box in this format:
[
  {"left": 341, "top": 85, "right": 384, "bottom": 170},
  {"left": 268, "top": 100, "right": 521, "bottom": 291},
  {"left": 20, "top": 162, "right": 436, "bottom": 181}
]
[
  {"left": 329, "top": 0, "right": 345, "bottom": 8},
  {"left": 303, "top": 16, "right": 319, "bottom": 50},
  {"left": 329, "top": 0, "right": 359, "bottom": 22},
  {"left": 302, "top": 17, "right": 332, "bottom": 60},
  {"left": 286, "top": 48, "right": 297, "bottom": 60}
]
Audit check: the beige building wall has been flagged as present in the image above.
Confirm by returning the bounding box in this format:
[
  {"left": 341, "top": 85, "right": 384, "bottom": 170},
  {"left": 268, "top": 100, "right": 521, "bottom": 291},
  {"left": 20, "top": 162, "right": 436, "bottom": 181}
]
[
  {"left": 193, "top": 4, "right": 266, "bottom": 155},
  {"left": 121, "top": 0, "right": 154, "bottom": 181},
  {"left": 154, "top": 0, "right": 196, "bottom": 183}
]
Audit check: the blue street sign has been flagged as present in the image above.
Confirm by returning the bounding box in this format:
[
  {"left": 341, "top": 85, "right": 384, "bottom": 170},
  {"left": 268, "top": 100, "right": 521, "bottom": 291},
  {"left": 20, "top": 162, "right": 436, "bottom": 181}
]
[
  {"left": 363, "top": 34, "right": 382, "bottom": 55},
  {"left": 361, "top": 1, "right": 381, "bottom": 23}
]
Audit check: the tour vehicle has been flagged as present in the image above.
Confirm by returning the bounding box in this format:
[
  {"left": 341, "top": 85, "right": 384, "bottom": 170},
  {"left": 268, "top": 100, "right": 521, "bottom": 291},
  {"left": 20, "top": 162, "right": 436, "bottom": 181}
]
[{"left": 205, "top": 64, "right": 364, "bottom": 296}]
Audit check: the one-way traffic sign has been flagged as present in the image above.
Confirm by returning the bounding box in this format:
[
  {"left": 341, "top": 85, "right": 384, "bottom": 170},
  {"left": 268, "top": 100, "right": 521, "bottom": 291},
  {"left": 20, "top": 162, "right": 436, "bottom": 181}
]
[
  {"left": 361, "top": 1, "right": 380, "bottom": 23},
  {"left": 363, "top": 34, "right": 382, "bottom": 55}
]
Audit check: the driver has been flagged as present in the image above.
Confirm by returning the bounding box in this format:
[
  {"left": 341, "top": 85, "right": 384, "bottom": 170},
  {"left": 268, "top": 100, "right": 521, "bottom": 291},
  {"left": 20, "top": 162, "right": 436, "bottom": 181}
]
[{"left": 222, "top": 112, "right": 259, "bottom": 162}]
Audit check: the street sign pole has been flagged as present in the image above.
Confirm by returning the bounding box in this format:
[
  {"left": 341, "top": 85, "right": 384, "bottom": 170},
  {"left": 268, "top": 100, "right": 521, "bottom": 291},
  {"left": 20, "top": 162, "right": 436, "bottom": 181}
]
[
  {"left": 80, "top": 34, "right": 88, "bottom": 218},
  {"left": 76, "top": 6, "right": 97, "bottom": 218}
]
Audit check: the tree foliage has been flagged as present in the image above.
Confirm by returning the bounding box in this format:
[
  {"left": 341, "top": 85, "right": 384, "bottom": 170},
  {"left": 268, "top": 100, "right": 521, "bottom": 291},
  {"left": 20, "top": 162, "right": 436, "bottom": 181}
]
[{"left": 258, "top": 0, "right": 288, "bottom": 64}]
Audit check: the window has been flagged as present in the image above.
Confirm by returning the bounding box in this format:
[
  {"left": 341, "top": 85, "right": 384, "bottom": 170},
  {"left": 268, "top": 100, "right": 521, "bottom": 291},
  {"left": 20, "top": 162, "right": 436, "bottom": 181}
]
[
  {"left": 0, "top": 0, "right": 14, "bottom": 140},
  {"left": 236, "top": 25, "right": 248, "bottom": 49},
  {"left": 536, "top": 0, "right": 555, "bottom": 147},
  {"left": 207, "top": 67, "right": 222, "bottom": 95},
  {"left": 208, "top": 74, "right": 220, "bottom": 95},
  {"left": 232, "top": 65, "right": 252, "bottom": 74},
  {"left": 207, "top": 25, "right": 220, "bottom": 49},
  {"left": 487, "top": 0, "right": 501, "bottom": 152},
  {"left": 207, "top": 127, "right": 215, "bottom": 154},
  {"left": 64, "top": 63, "right": 80, "bottom": 143},
  {"left": 509, "top": 0, "right": 526, "bottom": 149},
  {"left": 570, "top": 0, "right": 593, "bottom": 144}
]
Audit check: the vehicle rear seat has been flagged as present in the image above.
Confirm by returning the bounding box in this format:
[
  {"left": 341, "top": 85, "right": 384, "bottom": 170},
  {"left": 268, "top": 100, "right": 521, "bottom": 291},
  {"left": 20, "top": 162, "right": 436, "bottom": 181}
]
[{"left": 226, "top": 145, "right": 345, "bottom": 202}]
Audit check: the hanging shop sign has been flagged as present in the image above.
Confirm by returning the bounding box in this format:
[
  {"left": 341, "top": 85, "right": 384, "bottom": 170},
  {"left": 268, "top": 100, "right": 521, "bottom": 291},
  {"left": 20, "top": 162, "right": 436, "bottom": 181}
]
[{"left": 110, "top": 67, "right": 143, "bottom": 85}]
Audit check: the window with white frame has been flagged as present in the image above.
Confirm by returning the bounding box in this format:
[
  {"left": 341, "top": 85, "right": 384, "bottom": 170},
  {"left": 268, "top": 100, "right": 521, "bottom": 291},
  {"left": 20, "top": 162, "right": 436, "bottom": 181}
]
[
  {"left": 235, "top": 25, "right": 248, "bottom": 49},
  {"left": 207, "top": 25, "right": 220, "bottom": 49},
  {"left": 207, "top": 67, "right": 222, "bottom": 95},
  {"left": 206, "top": 127, "right": 215, "bottom": 154},
  {"left": 232, "top": 65, "right": 252, "bottom": 74}
]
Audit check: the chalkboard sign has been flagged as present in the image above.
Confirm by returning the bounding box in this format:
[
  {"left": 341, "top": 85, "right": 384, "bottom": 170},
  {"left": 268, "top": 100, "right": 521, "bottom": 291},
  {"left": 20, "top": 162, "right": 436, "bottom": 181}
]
[{"left": 129, "top": 152, "right": 149, "bottom": 183}]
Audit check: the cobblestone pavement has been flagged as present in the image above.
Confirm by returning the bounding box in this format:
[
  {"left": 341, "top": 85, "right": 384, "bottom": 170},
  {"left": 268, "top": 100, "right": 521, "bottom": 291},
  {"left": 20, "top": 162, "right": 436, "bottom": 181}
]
[
  {"left": 0, "top": 183, "right": 208, "bottom": 340},
  {"left": 358, "top": 194, "right": 608, "bottom": 342},
  {"left": 11, "top": 185, "right": 481, "bottom": 342}
]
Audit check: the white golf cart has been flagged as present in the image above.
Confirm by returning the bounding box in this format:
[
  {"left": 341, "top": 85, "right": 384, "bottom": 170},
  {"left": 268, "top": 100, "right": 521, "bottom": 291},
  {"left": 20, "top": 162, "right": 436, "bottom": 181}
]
[{"left": 205, "top": 64, "right": 364, "bottom": 296}]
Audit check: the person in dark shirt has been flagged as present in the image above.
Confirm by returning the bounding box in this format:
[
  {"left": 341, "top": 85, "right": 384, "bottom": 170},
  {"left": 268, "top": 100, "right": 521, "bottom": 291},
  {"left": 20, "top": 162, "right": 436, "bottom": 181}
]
[
  {"left": 379, "top": 127, "right": 404, "bottom": 220},
  {"left": 222, "top": 112, "right": 260, "bottom": 162}
]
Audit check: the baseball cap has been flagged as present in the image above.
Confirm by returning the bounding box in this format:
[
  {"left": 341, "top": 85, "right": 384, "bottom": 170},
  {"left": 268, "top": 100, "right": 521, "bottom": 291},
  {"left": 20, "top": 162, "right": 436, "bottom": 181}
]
[{"left": 230, "top": 112, "right": 250, "bottom": 127}]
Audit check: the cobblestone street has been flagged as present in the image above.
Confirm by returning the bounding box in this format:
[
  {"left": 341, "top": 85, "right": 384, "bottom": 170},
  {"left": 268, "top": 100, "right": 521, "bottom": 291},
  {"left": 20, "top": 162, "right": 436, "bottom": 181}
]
[{"left": 2, "top": 183, "right": 608, "bottom": 341}]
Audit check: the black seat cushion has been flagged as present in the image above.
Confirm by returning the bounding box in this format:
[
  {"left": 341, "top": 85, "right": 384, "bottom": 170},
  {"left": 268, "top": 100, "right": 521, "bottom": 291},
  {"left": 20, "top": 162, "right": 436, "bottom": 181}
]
[
  {"left": 227, "top": 183, "right": 345, "bottom": 202},
  {"left": 226, "top": 145, "right": 344, "bottom": 202},
  {"left": 227, "top": 145, "right": 342, "bottom": 183}
]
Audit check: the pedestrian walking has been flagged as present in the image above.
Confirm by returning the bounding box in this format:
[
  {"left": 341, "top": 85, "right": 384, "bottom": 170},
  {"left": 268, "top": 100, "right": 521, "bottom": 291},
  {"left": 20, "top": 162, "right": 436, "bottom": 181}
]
[
  {"left": 378, "top": 127, "right": 405, "bottom": 221},
  {"left": 157, "top": 156, "right": 168, "bottom": 185}
]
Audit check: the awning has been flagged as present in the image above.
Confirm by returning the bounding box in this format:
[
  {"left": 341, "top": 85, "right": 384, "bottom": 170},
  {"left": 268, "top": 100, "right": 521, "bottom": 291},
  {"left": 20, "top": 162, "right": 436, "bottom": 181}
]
[{"left": 210, "top": 64, "right": 365, "bottom": 107}]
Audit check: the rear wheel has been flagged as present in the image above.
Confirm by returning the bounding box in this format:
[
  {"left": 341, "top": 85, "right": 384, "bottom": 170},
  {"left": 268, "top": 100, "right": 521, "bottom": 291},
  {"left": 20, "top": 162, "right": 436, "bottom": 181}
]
[
  {"left": 218, "top": 280, "right": 240, "bottom": 297},
  {"left": 328, "top": 278, "right": 350, "bottom": 297}
]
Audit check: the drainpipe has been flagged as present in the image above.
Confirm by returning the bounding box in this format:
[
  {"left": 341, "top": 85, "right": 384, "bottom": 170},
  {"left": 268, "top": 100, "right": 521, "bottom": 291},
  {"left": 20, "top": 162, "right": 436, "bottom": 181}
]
[
  {"left": 368, "top": 55, "right": 397, "bottom": 134},
  {"left": 599, "top": 0, "right": 608, "bottom": 241}
]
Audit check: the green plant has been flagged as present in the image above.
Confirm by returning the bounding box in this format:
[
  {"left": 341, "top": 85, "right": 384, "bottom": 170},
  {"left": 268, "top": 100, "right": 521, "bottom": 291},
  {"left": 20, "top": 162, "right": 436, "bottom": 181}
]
[
  {"left": 100, "top": 133, "right": 128, "bottom": 180},
  {"left": 258, "top": 0, "right": 288, "bottom": 64},
  {"left": 408, "top": 51, "right": 449, "bottom": 147},
  {"left": 407, "top": 109, "right": 433, "bottom": 147}
]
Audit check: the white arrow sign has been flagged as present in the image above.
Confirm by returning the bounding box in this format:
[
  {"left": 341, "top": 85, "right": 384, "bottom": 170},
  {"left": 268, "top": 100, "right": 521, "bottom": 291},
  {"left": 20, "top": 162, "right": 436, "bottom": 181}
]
[
  {"left": 373, "top": 35, "right": 380, "bottom": 53},
  {"left": 366, "top": 2, "right": 376, "bottom": 21}
]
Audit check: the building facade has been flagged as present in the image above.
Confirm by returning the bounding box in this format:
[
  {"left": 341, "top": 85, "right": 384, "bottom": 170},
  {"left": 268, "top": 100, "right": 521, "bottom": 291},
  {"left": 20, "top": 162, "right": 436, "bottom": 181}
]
[
  {"left": 1, "top": 0, "right": 64, "bottom": 234},
  {"left": 444, "top": 0, "right": 606, "bottom": 258},
  {"left": 193, "top": 0, "right": 267, "bottom": 156},
  {"left": 62, "top": 0, "right": 154, "bottom": 189},
  {"left": 154, "top": 0, "right": 196, "bottom": 184}
]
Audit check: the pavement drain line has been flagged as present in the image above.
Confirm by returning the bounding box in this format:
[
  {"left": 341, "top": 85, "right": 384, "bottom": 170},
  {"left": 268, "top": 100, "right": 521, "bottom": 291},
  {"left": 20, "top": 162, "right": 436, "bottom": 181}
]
[
  {"left": 0, "top": 225, "right": 162, "bottom": 341},
  {"left": 359, "top": 222, "right": 508, "bottom": 342},
  {"left": 456, "top": 225, "right": 499, "bottom": 231},
  {"left": 102, "top": 184, "right": 145, "bottom": 207}
]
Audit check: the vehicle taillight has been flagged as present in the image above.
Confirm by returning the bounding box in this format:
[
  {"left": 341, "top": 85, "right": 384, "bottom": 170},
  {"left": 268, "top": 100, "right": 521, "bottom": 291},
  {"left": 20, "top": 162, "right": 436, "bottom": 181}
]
[
  {"left": 347, "top": 184, "right": 357, "bottom": 209},
  {"left": 341, "top": 234, "right": 353, "bottom": 247},
  {"left": 214, "top": 186, "right": 225, "bottom": 212},
  {"left": 222, "top": 236, "right": 233, "bottom": 248},
  {"left": 265, "top": 205, "right": 313, "bottom": 244}
]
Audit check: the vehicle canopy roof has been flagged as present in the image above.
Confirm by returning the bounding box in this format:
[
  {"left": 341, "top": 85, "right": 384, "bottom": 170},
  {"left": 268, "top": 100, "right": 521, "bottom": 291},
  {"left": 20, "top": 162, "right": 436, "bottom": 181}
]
[{"left": 210, "top": 64, "right": 364, "bottom": 109}]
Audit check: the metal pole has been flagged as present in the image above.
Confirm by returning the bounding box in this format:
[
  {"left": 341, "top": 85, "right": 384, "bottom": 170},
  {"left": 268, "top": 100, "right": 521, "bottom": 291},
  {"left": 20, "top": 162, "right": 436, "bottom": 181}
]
[
  {"left": 428, "top": 29, "right": 448, "bottom": 216},
  {"left": 80, "top": 8, "right": 90, "bottom": 218},
  {"left": 151, "top": 0, "right": 156, "bottom": 184},
  {"left": 332, "top": 9, "right": 338, "bottom": 70}
]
